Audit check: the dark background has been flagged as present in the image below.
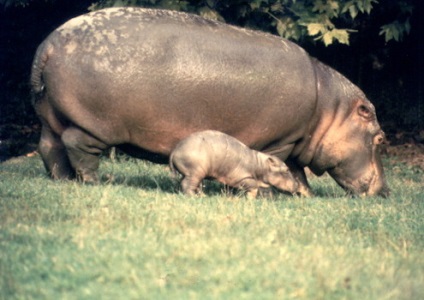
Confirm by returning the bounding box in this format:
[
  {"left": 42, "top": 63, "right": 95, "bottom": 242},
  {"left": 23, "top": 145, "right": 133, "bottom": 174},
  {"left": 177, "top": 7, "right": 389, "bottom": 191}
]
[{"left": 0, "top": 0, "right": 423, "bottom": 162}]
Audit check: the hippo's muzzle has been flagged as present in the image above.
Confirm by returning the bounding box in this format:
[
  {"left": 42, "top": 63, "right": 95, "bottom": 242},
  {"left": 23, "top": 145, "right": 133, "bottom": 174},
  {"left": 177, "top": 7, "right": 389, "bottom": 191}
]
[{"left": 329, "top": 166, "right": 390, "bottom": 198}]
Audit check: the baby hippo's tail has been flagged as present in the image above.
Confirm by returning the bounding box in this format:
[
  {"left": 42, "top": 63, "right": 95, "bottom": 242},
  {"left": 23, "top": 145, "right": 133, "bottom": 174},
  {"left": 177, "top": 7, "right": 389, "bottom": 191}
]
[{"left": 168, "top": 152, "right": 180, "bottom": 178}]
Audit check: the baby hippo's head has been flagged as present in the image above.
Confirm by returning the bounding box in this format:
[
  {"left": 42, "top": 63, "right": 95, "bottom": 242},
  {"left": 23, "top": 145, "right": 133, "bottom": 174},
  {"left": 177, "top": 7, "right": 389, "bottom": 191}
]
[{"left": 263, "top": 156, "right": 298, "bottom": 194}]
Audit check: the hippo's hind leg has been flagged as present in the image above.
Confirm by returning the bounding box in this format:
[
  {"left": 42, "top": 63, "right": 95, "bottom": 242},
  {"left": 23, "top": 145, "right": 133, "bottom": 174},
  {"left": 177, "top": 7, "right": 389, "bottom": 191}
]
[
  {"left": 38, "top": 124, "right": 75, "bottom": 180},
  {"left": 61, "top": 126, "right": 107, "bottom": 183}
]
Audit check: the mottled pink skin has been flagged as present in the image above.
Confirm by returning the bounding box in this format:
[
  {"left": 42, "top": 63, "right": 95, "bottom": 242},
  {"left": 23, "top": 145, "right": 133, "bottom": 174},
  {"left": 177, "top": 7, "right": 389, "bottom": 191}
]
[{"left": 170, "top": 131, "right": 298, "bottom": 197}]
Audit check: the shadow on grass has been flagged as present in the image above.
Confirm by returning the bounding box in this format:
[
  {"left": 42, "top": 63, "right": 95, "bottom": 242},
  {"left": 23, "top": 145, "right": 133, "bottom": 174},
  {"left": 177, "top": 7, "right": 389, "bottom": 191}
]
[
  {"left": 100, "top": 173, "right": 228, "bottom": 197},
  {"left": 311, "top": 185, "right": 346, "bottom": 199},
  {"left": 100, "top": 174, "right": 338, "bottom": 200},
  {"left": 100, "top": 173, "right": 177, "bottom": 194}
]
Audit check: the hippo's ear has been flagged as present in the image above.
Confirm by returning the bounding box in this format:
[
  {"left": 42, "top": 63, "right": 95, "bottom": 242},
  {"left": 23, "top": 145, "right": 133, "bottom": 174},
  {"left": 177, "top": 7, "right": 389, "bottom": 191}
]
[
  {"left": 267, "top": 156, "right": 280, "bottom": 167},
  {"left": 266, "top": 156, "right": 285, "bottom": 172}
]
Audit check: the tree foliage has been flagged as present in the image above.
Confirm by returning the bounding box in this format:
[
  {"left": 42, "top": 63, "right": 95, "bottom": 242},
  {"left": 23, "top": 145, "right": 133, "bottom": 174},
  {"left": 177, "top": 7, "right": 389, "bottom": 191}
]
[
  {"left": 87, "top": 0, "right": 413, "bottom": 46},
  {"left": 1, "top": 0, "right": 414, "bottom": 45}
]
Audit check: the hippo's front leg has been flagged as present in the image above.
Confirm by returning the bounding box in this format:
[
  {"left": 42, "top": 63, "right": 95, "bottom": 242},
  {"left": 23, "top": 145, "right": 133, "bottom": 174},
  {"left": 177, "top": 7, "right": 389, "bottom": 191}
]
[
  {"left": 61, "top": 126, "right": 107, "bottom": 183},
  {"left": 286, "top": 159, "right": 314, "bottom": 197},
  {"left": 236, "top": 178, "right": 260, "bottom": 198}
]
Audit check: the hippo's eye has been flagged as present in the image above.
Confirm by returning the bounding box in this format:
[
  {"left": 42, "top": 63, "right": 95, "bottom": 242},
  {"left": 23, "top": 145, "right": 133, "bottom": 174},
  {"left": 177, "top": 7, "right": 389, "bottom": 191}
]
[{"left": 358, "top": 104, "right": 372, "bottom": 119}]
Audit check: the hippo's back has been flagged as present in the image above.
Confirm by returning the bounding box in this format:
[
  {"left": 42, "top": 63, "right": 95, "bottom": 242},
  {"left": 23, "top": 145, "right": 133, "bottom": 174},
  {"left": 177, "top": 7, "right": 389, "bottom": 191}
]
[{"left": 31, "top": 7, "right": 317, "bottom": 155}]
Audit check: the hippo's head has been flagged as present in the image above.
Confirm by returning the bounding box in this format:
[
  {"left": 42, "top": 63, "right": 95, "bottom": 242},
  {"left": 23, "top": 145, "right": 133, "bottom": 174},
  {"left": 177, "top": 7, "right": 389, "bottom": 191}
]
[
  {"left": 309, "top": 99, "right": 390, "bottom": 197},
  {"left": 301, "top": 60, "right": 390, "bottom": 197}
]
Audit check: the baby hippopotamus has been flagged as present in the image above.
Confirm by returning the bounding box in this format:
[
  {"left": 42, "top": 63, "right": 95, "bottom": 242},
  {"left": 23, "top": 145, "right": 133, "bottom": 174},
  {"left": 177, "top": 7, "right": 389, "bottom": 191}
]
[{"left": 170, "top": 130, "right": 298, "bottom": 197}]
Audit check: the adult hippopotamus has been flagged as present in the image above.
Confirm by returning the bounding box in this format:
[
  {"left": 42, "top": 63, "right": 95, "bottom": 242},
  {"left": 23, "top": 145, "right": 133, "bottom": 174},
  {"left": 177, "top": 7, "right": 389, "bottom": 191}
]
[{"left": 30, "top": 7, "right": 389, "bottom": 197}]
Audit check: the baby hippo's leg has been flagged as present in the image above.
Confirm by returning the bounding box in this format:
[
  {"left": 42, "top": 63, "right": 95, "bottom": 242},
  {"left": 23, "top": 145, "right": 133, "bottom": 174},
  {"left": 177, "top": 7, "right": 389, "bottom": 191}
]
[
  {"left": 257, "top": 187, "right": 274, "bottom": 198},
  {"left": 246, "top": 189, "right": 259, "bottom": 198},
  {"left": 181, "top": 175, "right": 203, "bottom": 196},
  {"left": 237, "top": 178, "right": 260, "bottom": 198}
]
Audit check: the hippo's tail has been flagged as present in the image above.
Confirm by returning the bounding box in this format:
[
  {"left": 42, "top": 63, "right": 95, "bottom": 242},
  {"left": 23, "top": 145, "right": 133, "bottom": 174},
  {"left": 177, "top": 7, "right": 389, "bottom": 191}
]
[{"left": 30, "top": 40, "right": 53, "bottom": 105}]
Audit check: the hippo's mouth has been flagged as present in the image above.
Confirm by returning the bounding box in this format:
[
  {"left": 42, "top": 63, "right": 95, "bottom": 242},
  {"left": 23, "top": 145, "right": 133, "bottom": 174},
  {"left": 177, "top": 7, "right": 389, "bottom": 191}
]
[
  {"left": 330, "top": 167, "right": 389, "bottom": 197},
  {"left": 328, "top": 167, "right": 374, "bottom": 197},
  {"left": 337, "top": 178, "right": 368, "bottom": 197}
]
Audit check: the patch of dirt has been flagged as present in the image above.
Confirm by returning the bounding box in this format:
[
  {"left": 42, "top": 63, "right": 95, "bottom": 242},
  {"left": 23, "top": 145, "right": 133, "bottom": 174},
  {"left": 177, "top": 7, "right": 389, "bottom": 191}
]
[
  {"left": 381, "top": 143, "right": 424, "bottom": 170},
  {"left": 381, "top": 129, "right": 424, "bottom": 170},
  {"left": 0, "top": 124, "right": 40, "bottom": 162}
]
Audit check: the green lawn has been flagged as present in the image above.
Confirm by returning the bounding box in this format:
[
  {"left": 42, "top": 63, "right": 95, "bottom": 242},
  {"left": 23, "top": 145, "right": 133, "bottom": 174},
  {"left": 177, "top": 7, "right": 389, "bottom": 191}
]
[{"left": 1, "top": 155, "right": 423, "bottom": 299}]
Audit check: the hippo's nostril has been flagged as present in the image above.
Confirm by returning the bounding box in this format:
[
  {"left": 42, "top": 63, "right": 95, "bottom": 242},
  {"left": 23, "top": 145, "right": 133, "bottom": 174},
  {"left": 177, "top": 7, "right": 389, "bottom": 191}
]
[{"left": 374, "top": 133, "right": 385, "bottom": 145}]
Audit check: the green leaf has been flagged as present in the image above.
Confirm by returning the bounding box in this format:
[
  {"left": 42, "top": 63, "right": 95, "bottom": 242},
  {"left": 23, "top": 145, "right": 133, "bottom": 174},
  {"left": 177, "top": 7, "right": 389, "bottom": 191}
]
[
  {"left": 206, "top": 0, "right": 215, "bottom": 8},
  {"left": 332, "top": 28, "right": 350, "bottom": 45},
  {"left": 250, "top": 0, "right": 268, "bottom": 10},
  {"left": 198, "top": 7, "right": 224, "bottom": 22},
  {"left": 379, "top": 24, "right": 399, "bottom": 42},
  {"left": 276, "top": 17, "right": 302, "bottom": 40},
  {"left": 356, "top": 0, "right": 364, "bottom": 13},
  {"left": 341, "top": 1, "right": 353, "bottom": 13},
  {"left": 318, "top": 28, "right": 351, "bottom": 46},
  {"left": 312, "top": 0, "right": 324, "bottom": 13},
  {"left": 379, "top": 19, "right": 411, "bottom": 43},
  {"left": 322, "top": 31, "right": 333, "bottom": 46},
  {"left": 276, "top": 20, "right": 285, "bottom": 36},
  {"left": 329, "top": 0, "right": 340, "bottom": 13},
  {"left": 348, "top": 5, "right": 358, "bottom": 19},
  {"left": 306, "top": 23, "right": 326, "bottom": 36},
  {"left": 364, "top": 0, "right": 378, "bottom": 14}
]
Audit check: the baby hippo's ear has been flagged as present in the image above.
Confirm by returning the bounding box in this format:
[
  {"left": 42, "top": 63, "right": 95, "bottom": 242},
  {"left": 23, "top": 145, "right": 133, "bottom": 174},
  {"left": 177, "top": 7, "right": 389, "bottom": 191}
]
[
  {"left": 267, "top": 155, "right": 290, "bottom": 173},
  {"left": 266, "top": 156, "right": 285, "bottom": 171}
]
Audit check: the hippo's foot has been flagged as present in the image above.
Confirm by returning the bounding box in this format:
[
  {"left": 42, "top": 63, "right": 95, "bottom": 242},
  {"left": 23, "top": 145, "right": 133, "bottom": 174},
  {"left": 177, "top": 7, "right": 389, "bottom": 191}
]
[
  {"left": 237, "top": 178, "right": 260, "bottom": 198},
  {"left": 49, "top": 162, "right": 76, "bottom": 180},
  {"left": 61, "top": 126, "right": 107, "bottom": 184},
  {"left": 76, "top": 169, "right": 99, "bottom": 184},
  {"left": 245, "top": 188, "right": 259, "bottom": 198},
  {"left": 38, "top": 125, "right": 76, "bottom": 180},
  {"left": 257, "top": 187, "right": 274, "bottom": 199}
]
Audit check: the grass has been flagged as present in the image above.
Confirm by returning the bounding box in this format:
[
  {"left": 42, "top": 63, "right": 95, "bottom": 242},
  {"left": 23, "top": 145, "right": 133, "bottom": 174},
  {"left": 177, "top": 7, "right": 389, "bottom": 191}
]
[{"left": 0, "top": 154, "right": 423, "bottom": 299}]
